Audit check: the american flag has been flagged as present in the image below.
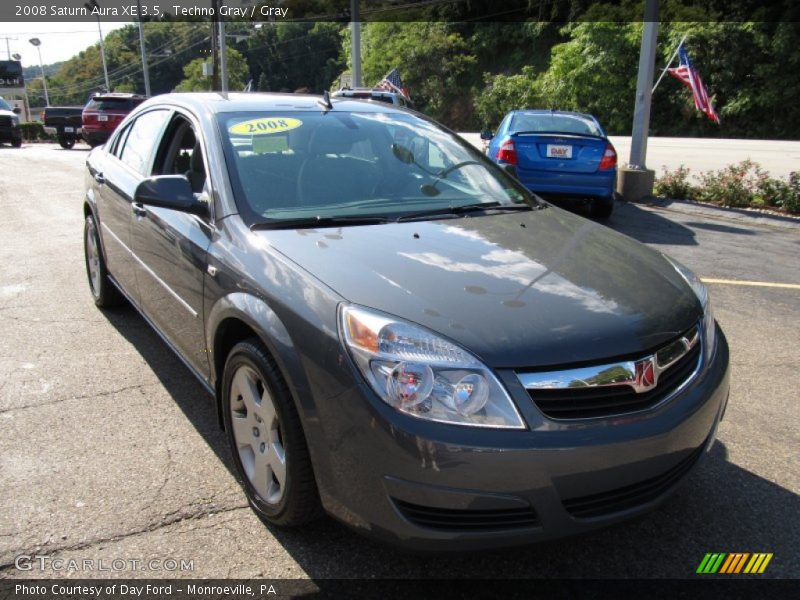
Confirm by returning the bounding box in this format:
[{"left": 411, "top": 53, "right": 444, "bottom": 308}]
[
  {"left": 377, "top": 68, "right": 410, "bottom": 99},
  {"left": 668, "top": 44, "right": 720, "bottom": 124}
]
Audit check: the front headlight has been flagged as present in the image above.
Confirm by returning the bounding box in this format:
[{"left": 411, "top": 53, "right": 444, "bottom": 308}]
[
  {"left": 665, "top": 256, "right": 717, "bottom": 359},
  {"left": 11, "top": 116, "right": 19, "bottom": 127},
  {"left": 339, "top": 304, "right": 526, "bottom": 429}
]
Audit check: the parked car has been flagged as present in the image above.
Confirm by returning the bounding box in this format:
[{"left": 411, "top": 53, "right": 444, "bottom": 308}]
[
  {"left": 82, "top": 92, "right": 147, "bottom": 147},
  {"left": 0, "top": 96, "right": 22, "bottom": 147},
  {"left": 484, "top": 110, "right": 618, "bottom": 218},
  {"left": 332, "top": 87, "right": 414, "bottom": 109},
  {"left": 83, "top": 93, "right": 729, "bottom": 550},
  {"left": 43, "top": 106, "right": 84, "bottom": 149}
]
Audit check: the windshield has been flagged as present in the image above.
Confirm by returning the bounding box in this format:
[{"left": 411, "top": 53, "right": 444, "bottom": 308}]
[
  {"left": 510, "top": 113, "right": 602, "bottom": 137},
  {"left": 0, "top": 97, "right": 11, "bottom": 111},
  {"left": 217, "top": 110, "right": 538, "bottom": 226}
]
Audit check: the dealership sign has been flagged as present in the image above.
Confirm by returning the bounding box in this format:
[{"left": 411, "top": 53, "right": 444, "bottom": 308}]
[{"left": 0, "top": 61, "right": 24, "bottom": 88}]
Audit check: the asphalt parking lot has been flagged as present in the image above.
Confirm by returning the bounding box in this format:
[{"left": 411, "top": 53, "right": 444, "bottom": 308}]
[{"left": 1, "top": 143, "right": 798, "bottom": 580}]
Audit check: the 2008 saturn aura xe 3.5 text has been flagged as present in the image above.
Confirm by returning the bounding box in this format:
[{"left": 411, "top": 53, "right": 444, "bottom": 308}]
[{"left": 83, "top": 92, "right": 730, "bottom": 550}]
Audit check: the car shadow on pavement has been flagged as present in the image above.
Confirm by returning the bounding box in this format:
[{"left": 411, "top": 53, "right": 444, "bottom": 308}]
[
  {"left": 101, "top": 306, "right": 798, "bottom": 578},
  {"left": 603, "top": 201, "right": 699, "bottom": 246},
  {"left": 100, "top": 304, "right": 237, "bottom": 479}
]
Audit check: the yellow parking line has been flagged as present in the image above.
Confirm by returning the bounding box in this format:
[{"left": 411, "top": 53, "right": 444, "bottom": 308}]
[{"left": 701, "top": 278, "right": 800, "bottom": 290}]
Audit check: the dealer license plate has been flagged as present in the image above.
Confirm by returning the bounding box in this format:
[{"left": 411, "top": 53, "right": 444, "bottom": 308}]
[{"left": 546, "top": 144, "right": 572, "bottom": 159}]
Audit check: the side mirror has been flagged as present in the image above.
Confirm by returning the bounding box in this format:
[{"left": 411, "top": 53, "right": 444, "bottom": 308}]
[
  {"left": 133, "top": 175, "right": 207, "bottom": 216},
  {"left": 480, "top": 129, "right": 494, "bottom": 141},
  {"left": 12, "top": 107, "right": 21, "bottom": 115}
]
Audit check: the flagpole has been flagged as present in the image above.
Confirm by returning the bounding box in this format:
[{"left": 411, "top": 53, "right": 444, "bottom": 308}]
[{"left": 652, "top": 33, "right": 688, "bottom": 94}]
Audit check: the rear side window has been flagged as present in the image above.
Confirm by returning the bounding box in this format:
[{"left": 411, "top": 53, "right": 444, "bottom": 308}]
[
  {"left": 86, "top": 97, "right": 143, "bottom": 112},
  {"left": 119, "top": 109, "right": 170, "bottom": 175},
  {"left": 510, "top": 113, "right": 602, "bottom": 137}
]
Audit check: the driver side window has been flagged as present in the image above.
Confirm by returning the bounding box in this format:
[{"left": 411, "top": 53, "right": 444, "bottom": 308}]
[{"left": 153, "top": 115, "right": 208, "bottom": 197}]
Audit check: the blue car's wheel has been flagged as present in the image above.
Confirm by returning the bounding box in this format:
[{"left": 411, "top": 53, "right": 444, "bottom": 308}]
[{"left": 590, "top": 195, "right": 614, "bottom": 219}]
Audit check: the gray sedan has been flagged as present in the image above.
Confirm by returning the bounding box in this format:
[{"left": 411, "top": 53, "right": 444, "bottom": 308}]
[{"left": 83, "top": 92, "right": 729, "bottom": 550}]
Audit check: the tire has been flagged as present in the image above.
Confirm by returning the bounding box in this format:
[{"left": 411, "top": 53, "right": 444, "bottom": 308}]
[
  {"left": 222, "top": 339, "right": 322, "bottom": 527},
  {"left": 11, "top": 138, "right": 22, "bottom": 148},
  {"left": 83, "top": 214, "right": 123, "bottom": 308},
  {"left": 59, "top": 137, "right": 75, "bottom": 149},
  {"left": 590, "top": 195, "right": 614, "bottom": 219}
]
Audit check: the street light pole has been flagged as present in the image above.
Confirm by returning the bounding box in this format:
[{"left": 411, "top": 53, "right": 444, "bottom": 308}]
[
  {"left": 28, "top": 38, "right": 49, "bottom": 107},
  {"left": 629, "top": 0, "right": 659, "bottom": 170},
  {"left": 617, "top": 0, "right": 659, "bottom": 202},
  {"left": 350, "top": 0, "right": 362, "bottom": 87},
  {"left": 136, "top": 0, "right": 151, "bottom": 96}
]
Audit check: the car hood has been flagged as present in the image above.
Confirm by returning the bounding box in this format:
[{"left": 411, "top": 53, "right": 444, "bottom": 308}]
[
  {"left": 0, "top": 109, "right": 15, "bottom": 117},
  {"left": 259, "top": 207, "right": 701, "bottom": 368}
]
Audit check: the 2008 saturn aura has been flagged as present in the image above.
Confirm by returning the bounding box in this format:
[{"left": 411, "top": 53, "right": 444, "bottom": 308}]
[{"left": 83, "top": 93, "right": 730, "bottom": 550}]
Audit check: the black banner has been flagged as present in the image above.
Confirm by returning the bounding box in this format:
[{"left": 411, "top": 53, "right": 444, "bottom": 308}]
[
  {"left": 1, "top": 579, "right": 799, "bottom": 600},
  {"left": 2, "top": 0, "right": 799, "bottom": 23}
]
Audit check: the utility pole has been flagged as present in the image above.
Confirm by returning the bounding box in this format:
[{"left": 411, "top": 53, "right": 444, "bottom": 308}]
[
  {"left": 2, "top": 36, "right": 16, "bottom": 60},
  {"left": 218, "top": 19, "right": 228, "bottom": 93},
  {"left": 350, "top": 0, "right": 362, "bottom": 87},
  {"left": 136, "top": 0, "right": 151, "bottom": 96},
  {"left": 617, "top": 0, "right": 659, "bottom": 201},
  {"left": 210, "top": 0, "right": 219, "bottom": 90},
  {"left": 85, "top": 1, "right": 110, "bottom": 92}
]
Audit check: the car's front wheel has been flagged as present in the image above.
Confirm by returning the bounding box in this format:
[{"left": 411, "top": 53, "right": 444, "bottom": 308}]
[
  {"left": 222, "top": 339, "right": 321, "bottom": 527},
  {"left": 84, "top": 214, "right": 123, "bottom": 307}
]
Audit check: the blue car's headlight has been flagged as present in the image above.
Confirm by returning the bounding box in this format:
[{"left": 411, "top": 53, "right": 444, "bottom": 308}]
[
  {"left": 339, "top": 304, "right": 526, "bottom": 429},
  {"left": 665, "top": 256, "right": 717, "bottom": 361}
]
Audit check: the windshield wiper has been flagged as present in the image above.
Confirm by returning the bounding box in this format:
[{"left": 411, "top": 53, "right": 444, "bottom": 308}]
[
  {"left": 396, "top": 202, "right": 533, "bottom": 222},
  {"left": 251, "top": 215, "right": 389, "bottom": 230}
]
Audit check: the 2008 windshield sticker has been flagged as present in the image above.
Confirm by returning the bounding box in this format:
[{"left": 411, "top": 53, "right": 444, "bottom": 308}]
[{"left": 229, "top": 117, "right": 303, "bottom": 136}]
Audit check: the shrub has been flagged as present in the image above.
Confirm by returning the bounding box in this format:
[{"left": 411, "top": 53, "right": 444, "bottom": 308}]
[
  {"left": 20, "top": 121, "right": 54, "bottom": 142},
  {"left": 654, "top": 161, "right": 800, "bottom": 215},
  {"left": 654, "top": 165, "right": 695, "bottom": 199},
  {"left": 696, "top": 160, "right": 762, "bottom": 208}
]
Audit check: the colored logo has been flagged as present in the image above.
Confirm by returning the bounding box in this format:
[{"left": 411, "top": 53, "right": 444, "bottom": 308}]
[
  {"left": 635, "top": 356, "right": 657, "bottom": 391},
  {"left": 696, "top": 553, "right": 773, "bottom": 574},
  {"left": 228, "top": 117, "right": 303, "bottom": 136}
]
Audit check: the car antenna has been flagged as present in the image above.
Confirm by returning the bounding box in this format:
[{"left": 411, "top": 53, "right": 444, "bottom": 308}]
[{"left": 319, "top": 90, "right": 333, "bottom": 112}]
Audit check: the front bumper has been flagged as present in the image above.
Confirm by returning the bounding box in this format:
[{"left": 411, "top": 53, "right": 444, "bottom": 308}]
[{"left": 308, "top": 328, "right": 730, "bottom": 550}]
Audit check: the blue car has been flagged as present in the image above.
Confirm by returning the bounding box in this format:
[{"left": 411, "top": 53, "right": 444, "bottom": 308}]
[{"left": 484, "top": 110, "right": 617, "bottom": 218}]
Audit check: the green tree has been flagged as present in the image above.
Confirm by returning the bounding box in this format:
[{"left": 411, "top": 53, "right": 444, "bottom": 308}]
[
  {"left": 343, "top": 22, "right": 477, "bottom": 128},
  {"left": 175, "top": 47, "right": 249, "bottom": 92}
]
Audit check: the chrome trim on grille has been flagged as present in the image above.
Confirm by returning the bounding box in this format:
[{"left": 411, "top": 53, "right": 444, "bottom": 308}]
[{"left": 518, "top": 326, "right": 700, "bottom": 395}]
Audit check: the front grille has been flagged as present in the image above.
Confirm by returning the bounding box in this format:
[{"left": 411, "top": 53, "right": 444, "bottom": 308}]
[
  {"left": 562, "top": 441, "right": 706, "bottom": 519},
  {"left": 528, "top": 343, "right": 701, "bottom": 420},
  {"left": 0, "top": 116, "right": 12, "bottom": 127},
  {"left": 393, "top": 499, "right": 540, "bottom": 532}
]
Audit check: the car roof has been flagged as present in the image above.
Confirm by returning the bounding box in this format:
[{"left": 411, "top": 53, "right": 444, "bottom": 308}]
[{"left": 138, "top": 92, "right": 407, "bottom": 115}]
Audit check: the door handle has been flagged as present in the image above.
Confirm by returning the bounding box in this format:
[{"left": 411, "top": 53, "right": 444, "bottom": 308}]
[
  {"left": 132, "top": 202, "right": 147, "bottom": 217},
  {"left": 93, "top": 172, "right": 105, "bottom": 185}
]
